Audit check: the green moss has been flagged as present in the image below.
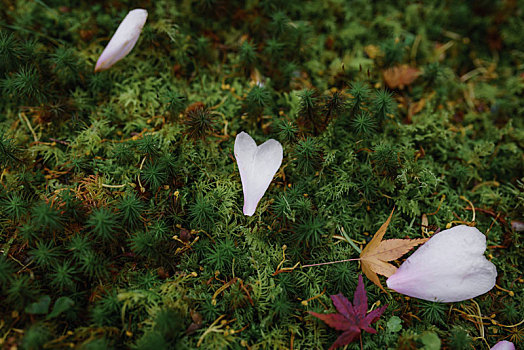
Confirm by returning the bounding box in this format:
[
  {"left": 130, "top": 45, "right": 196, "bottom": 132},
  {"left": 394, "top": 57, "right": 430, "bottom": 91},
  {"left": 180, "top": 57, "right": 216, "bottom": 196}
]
[
  {"left": 87, "top": 207, "right": 120, "bottom": 242},
  {"left": 0, "top": 0, "right": 522, "bottom": 348}
]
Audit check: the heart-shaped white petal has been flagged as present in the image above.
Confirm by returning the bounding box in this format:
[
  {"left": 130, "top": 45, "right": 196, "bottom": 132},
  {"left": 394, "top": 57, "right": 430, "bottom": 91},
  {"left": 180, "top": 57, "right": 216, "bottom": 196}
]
[
  {"left": 95, "top": 9, "right": 148, "bottom": 72},
  {"left": 386, "top": 225, "right": 497, "bottom": 302},
  {"left": 234, "top": 132, "right": 283, "bottom": 216}
]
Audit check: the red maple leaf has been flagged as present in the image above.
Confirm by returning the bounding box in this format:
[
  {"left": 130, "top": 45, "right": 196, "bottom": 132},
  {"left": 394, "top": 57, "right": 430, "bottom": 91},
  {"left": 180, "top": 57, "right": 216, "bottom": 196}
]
[{"left": 309, "top": 275, "right": 387, "bottom": 350}]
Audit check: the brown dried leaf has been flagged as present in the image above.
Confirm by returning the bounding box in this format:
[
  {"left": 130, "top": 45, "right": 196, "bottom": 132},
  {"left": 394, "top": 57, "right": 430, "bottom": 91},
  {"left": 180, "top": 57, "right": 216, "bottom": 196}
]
[
  {"left": 250, "top": 68, "right": 264, "bottom": 86},
  {"left": 408, "top": 98, "right": 426, "bottom": 119},
  {"left": 364, "top": 45, "right": 381, "bottom": 59},
  {"left": 383, "top": 65, "right": 421, "bottom": 89}
]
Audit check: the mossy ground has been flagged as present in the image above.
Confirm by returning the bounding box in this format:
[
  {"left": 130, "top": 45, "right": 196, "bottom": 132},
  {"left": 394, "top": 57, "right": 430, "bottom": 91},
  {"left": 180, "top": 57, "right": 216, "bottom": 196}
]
[{"left": 0, "top": 1, "right": 523, "bottom": 349}]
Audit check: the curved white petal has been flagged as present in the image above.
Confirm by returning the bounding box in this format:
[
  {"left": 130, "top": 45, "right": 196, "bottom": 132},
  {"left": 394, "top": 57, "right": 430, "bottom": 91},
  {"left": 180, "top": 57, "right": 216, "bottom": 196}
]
[
  {"left": 95, "top": 9, "right": 148, "bottom": 72},
  {"left": 386, "top": 225, "right": 497, "bottom": 302},
  {"left": 490, "top": 341, "right": 515, "bottom": 350},
  {"left": 234, "top": 132, "right": 283, "bottom": 216}
]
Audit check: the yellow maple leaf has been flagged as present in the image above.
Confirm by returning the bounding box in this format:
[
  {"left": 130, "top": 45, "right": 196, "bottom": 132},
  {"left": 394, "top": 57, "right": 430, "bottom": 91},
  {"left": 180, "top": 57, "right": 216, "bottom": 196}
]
[{"left": 360, "top": 208, "right": 428, "bottom": 292}]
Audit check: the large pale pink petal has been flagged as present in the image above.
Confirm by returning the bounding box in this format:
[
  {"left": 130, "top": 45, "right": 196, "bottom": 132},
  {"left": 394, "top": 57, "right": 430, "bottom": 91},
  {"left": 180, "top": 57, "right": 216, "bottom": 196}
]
[
  {"left": 95, "top": 9, "right": 148, "bottom": 72},
  {"left": 234, "top": 132, "right": 283, "bottom": 216},
  {"left": 490, "top": 341, "right": 515, "bottom": 350},
  {"left": 386, "top": 225, "right": 497, "bottom": 302}
]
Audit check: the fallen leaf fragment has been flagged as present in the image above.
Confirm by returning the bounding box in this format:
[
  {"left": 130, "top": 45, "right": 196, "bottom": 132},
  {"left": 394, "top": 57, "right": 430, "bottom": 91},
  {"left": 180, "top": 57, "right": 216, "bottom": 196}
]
[
  {"left": 383, "top": 65, "right": 421, "bottom": 89},
  {"left": 309, "top": 275, "right": 387, "bottom": 350},
  {"left": 360, "top": 208, "right": 428, "bottom": 292},
  {"left": 364, "top": 45, "right": 381, "bottom": 59},
  {"left": 408, "top": 98, "right": 426, "bottom": 120}
]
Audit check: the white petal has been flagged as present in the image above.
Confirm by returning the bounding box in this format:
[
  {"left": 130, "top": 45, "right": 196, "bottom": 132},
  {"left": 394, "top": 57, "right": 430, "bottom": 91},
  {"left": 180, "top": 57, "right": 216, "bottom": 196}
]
[
  {"left": 234, "top": 132, "right": 283, "bottom": 216},
  {"left": 490, "top": 341, "right": 515, "bottom": 350},
  {"left": 386, "top": 225, "right": 497, "bottom": 302},
  {"left": 511, "top": 220, "right": 524, "bottom": 232},
  {"left": 95, "top": 9, "right": 148, "bottom": 72}
]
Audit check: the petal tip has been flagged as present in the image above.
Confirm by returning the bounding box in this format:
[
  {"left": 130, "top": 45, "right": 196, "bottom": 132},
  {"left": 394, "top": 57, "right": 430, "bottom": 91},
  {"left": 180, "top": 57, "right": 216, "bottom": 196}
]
[
  {"left": 490, "top": 341, "right": 515, "bottom": 350},
  {"left": 243, "top": 208, "right": 255, "bottom": 216},
  {"left": 94, "top": 61, "right": 105, "bottom": 72},
  {"left": 94, "top": 8, "right": 148, "bottom": 72}
]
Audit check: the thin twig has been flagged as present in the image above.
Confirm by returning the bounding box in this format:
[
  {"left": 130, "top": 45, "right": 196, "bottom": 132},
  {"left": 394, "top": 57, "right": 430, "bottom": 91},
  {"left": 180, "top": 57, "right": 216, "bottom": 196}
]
[
  {"left": 101, "top": 183, "right": 128, "bottom": 189},
  {"left": 18, "top": 112, "right": 38, "bottom": 142},
  {"left": 302, "top": 258, "right": 360, "bottom": 268},
  {"left": 426, "top": 194, "right": 445, "bottom": 216},
  {"left": 137, "top": 156, "right": 146, "bottom": 193},
  {"left": 460, "top": 196, "right": 475, "bottom": 222}
]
